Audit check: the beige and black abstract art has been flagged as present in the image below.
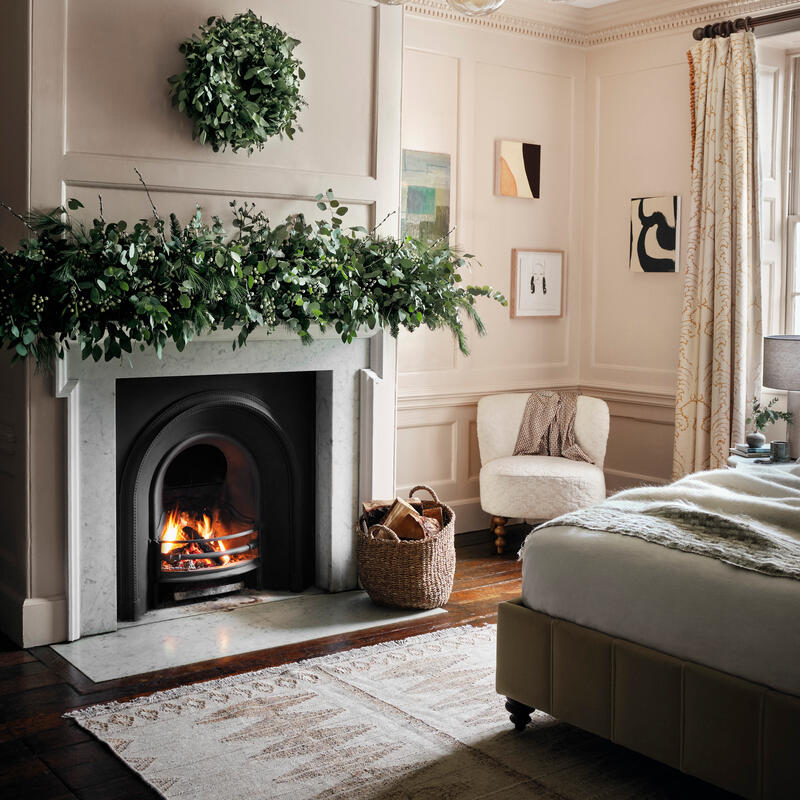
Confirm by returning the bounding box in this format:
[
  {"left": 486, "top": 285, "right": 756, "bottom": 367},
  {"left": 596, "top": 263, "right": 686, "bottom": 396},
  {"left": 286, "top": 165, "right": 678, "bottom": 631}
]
[
  {"left": 629, "top": 195, "right": 680, "bottom": 272},
  {"left": 497, "top": 140, "right": 541, "bottom": 199}
]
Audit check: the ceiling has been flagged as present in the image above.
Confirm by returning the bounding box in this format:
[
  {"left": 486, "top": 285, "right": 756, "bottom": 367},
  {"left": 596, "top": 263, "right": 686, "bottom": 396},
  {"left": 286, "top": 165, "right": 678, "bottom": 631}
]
[
  {"left": 548, "top": 0, "right": 622, "bottom": 7},
  {"left": 498, "top": 0, "right": 786, "bottom": 34}
]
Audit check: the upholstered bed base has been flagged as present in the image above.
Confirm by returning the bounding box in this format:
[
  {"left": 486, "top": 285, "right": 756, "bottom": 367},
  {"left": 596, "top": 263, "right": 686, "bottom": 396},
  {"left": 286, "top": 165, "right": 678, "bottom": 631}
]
[{"left": 496, "top": 599, "right": 800, "bottom": 800}]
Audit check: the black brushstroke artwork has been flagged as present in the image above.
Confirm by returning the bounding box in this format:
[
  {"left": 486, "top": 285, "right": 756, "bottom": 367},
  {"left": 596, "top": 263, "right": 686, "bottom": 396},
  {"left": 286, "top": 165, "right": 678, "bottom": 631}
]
[
  {"left": 630, "top": 196, "right": 677, "bottom": 272},
  {"left": 522, "top": 143, "right": 541, "bottom": 199}
]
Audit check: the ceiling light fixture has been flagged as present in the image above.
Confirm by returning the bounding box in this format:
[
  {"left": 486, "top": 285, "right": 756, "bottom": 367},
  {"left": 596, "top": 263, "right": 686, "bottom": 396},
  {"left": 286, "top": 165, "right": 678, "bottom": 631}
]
[
  {"left": 376, "top": 0, "right": 507, "bottom": 15},
  {"left": 446, "top": 0, "right": 507, "bottom": 15}
]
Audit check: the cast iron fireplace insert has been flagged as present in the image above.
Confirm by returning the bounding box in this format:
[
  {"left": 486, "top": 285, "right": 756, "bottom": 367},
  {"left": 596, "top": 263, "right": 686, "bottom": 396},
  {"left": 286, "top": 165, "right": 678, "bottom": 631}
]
[{"left": 116, "top": 372, "right": 316, "bottom": 621}]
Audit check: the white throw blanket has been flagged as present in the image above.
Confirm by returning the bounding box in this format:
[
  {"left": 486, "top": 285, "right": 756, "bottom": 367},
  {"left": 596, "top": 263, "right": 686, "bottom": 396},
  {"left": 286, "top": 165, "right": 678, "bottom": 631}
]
[{"left": 526, "top": 468, "right": 800, "bottom": 580}]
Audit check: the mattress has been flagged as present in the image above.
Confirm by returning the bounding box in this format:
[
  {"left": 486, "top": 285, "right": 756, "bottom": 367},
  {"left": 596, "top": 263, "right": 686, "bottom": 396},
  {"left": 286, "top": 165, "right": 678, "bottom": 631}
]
[{"left": 521, "top": 525, "right": 800, "bottom": 696}]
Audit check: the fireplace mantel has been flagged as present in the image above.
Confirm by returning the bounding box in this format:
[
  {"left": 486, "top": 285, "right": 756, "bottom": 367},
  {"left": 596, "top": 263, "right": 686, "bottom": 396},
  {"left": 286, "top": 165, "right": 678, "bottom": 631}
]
[{"left": 54, "top": 327, "right": 397, "bottom": 640}]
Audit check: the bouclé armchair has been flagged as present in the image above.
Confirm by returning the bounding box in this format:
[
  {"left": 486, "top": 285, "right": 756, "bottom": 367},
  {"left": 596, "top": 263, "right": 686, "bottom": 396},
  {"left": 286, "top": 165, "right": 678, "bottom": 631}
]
[{"left": 477, "top": 393, "right": 610, "bottom": 553}]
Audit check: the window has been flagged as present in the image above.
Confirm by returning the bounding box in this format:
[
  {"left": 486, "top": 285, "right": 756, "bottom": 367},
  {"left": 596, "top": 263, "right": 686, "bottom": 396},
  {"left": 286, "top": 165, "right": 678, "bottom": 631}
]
[{"left": 785, "top": 56, "right": 800, "bottom": 332}]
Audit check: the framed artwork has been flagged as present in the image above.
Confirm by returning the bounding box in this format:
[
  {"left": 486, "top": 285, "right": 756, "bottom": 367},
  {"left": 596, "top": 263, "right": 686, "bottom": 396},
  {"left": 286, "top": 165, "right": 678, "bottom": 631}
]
[
  {"left": 629, "top": 195, "right": 680, "bottom": 272},
  {"left": 511, "top": 249, "right": 563, "bottom": 318},
  {"left": 400, "top": 150, "right": 451, "bottom": 244},
  {"left": 496, "top": 140, "right": 541, "bottom": 199}
]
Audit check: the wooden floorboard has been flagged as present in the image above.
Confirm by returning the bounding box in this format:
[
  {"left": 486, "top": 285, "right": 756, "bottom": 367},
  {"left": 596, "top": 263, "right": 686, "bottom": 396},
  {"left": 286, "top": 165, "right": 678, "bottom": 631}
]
[{"left": 0, "top": 546, "right": 519, "bottom": 800}]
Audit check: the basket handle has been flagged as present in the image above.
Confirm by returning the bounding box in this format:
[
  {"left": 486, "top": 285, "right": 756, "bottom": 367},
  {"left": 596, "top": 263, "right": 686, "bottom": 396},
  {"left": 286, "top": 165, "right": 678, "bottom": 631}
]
[
  {"left": 408, "top": 484, "right": 440, "bottom": 503},
  {"left": 368, "top": 524, "right": 400, "bottom": 542}
]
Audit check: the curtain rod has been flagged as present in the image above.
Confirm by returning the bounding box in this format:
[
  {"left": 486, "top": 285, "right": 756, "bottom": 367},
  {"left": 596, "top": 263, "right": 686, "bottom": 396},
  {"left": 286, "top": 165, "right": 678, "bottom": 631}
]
[{"left": 693, "top": 8, "right": 800, "bottom": 40}]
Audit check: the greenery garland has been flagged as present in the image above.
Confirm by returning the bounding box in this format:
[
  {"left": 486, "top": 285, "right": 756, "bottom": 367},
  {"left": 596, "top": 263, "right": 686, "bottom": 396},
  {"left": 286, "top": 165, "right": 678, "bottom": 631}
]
[
  {"left": 0, "top": 187, "right": 506, "bottom": 365},
  {"left": 168, "top": 11, "right": 306, "bottom": 153}
]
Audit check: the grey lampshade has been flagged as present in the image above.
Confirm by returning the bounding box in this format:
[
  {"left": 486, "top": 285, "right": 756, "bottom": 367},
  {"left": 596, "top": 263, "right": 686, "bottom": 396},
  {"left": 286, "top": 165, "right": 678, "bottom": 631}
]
[{"left": 763, "top": 335, "right": 800, "bottom": 390}]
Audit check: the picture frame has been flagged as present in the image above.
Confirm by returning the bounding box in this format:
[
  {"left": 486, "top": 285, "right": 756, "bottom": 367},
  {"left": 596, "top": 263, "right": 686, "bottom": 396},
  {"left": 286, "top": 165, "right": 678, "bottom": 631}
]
[
  {"left": 629, "top": 194, "right": 680, "bottom": 273},
  {"left": 510, "top": 249, "right": 564, "bottom": 318},
  {"left": 496, "top": 140, "right": 541, "bottom": 199},
  {"left": 400, "top": 150, "right": 451, "bottom": 245}
]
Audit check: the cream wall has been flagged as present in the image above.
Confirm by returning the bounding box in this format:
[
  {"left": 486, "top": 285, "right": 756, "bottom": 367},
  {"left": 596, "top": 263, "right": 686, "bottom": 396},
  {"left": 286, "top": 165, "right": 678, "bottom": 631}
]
[
  {"left": 583, "top": 34, "right": 790, "bottom": 491},
  {"left": 397, "top": 14, "right": 586, "bottom": 531},
  {"left": 580, "top": 31, "right": 691, "bottom": 492},
  {"left": 397, "top": 11, "right": 794, "bottom": 525},
  {"left": 0, "top": 0, "right": 403, "bottom": 646}
]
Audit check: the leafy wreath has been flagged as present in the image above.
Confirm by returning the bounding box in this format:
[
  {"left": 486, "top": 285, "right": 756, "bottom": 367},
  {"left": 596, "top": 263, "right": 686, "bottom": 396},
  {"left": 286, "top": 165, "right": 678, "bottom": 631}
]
[
  {"left": 168, "top": 11, "right": 306, "bottom": 153},
  {"left": 0, "top": 178, "right": 506, "bottom": 365}
]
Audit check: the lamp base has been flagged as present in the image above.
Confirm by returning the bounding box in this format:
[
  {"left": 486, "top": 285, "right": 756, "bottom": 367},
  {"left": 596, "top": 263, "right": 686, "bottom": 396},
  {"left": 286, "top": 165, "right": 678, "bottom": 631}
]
[{"left": 788, "top": 391, "right": 800, "bottom": 461}]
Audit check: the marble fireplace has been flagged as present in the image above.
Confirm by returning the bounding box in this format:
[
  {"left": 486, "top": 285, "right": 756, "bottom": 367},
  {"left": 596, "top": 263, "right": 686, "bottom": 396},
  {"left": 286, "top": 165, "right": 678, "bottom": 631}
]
[{"left": 55, "top": 328, "right": 396, "bottom": 640}]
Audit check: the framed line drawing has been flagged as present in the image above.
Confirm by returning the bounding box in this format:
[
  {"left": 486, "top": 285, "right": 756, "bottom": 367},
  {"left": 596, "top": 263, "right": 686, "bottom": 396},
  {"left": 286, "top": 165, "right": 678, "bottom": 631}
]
[{"left": 511, "top": 249, "right": 564, "bottom": 318}]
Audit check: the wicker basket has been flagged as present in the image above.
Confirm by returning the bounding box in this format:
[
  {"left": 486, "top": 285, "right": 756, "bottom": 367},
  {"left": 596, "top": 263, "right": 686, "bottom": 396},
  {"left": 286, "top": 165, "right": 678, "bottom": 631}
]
[{"left": 357, "top": 485, "right": 456, "bottom": 610}]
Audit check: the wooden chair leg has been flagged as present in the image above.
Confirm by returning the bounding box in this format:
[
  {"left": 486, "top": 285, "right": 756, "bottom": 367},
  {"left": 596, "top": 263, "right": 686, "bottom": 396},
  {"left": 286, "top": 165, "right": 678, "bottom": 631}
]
[
  {"left": 491, "top": 515, "right": 508, "bottom": 554},
  {"left": 505, "top": 697, "right": 534, "bottom": 731}
]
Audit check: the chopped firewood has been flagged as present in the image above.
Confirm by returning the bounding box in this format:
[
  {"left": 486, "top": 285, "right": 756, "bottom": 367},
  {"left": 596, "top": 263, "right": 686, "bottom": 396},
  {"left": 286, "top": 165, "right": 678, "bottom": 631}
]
[
  {"left": 419, "top": 515, "right": 441, "bottom": 536},
  {"left": 396, "top": 512, "right": 441, "bottom": 540},
  {"left": 381, "top": 498, "right": 419, "bottom": 536},
  {"left": 362, "top": 498, "right": 422, "bottom": 516},
  {"left": 394, "top": 514, "right": 427, "bottom": 540},
  {"left": 422, "top": 507, "right": 444, "bottom": 527}
]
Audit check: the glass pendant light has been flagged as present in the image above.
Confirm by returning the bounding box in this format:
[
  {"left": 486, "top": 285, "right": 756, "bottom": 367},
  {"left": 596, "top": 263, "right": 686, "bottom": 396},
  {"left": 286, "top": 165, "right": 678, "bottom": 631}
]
[{"left": 446, "top": 0, "right": 507, "bottom": 16}]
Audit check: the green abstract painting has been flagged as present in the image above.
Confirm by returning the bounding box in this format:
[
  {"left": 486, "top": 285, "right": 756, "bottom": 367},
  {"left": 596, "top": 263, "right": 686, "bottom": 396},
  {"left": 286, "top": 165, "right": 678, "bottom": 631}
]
[{"left": 401, "top": 150, "right": 450, "bottom": 244}]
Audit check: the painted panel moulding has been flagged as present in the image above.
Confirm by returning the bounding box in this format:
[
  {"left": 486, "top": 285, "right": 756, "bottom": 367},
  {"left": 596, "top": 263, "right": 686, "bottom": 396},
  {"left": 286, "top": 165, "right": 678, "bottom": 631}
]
[
  {"left": 398, "top": 382, "right": 675, "bottom": 410},
  {"left": 405, "top": 0, "right": 800, "bottom": 48}
]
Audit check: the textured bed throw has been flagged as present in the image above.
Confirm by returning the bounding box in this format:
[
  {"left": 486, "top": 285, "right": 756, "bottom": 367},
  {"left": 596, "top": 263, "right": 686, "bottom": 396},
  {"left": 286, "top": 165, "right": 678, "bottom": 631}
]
[
  {"left": 528, "top": 467, "right": 800, "bottom": 580},
  {"left": 513, "top": 391, "right": 591, "bottom": 463}
]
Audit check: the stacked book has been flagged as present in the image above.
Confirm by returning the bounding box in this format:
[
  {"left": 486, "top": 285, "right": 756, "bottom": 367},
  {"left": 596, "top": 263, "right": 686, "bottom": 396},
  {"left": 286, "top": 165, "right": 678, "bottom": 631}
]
[{"left": 730, "top": 443, "right": 770, "bottom": 459}]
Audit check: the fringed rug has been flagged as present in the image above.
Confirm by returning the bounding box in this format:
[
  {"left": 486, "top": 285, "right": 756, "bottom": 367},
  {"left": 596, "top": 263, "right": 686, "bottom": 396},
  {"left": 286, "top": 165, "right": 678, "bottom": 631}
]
[{"left": 67, "top": 625, "right": 728, "bottom": 799}]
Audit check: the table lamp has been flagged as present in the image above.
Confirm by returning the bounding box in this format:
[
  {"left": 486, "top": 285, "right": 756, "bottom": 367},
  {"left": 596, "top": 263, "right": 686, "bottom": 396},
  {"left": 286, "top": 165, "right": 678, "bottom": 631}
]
[{"left": 763, "top": 335, "right": 800, "bottom": 462}]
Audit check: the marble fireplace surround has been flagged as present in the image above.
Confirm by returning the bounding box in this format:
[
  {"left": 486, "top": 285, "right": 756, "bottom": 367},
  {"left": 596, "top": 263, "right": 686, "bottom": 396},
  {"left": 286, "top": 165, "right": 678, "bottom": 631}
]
[{"left": 55, "top": 327, "right": 396, "bottom": 641}]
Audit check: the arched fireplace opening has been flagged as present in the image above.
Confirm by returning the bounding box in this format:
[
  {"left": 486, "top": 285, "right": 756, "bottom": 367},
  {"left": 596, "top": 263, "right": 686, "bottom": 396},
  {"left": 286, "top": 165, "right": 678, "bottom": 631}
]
[{"left": 117, "top": 377, "right": 315, "bottom": 621}]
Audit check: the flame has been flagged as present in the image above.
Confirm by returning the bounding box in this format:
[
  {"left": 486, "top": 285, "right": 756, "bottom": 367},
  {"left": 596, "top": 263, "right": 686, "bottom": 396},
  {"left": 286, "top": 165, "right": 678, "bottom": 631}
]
[{"left": 160, "top": 508, "right": 230, "bottom": 566}]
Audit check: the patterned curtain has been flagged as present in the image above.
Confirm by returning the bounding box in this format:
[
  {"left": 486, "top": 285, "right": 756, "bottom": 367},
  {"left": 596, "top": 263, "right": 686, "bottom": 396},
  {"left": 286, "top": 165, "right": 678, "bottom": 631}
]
[{"left": 673, "top": 32, "right": 762, "bottom": 478}]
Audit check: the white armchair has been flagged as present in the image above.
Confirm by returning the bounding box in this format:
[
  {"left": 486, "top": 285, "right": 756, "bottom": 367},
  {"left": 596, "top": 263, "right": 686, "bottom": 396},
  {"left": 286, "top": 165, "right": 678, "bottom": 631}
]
[{"left": 477, "top": 393, "right": 610, "bottom": 553}]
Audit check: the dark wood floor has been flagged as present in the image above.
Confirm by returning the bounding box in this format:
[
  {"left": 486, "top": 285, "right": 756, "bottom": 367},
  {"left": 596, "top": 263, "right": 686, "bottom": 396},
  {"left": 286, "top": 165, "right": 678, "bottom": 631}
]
[{"left": 0, "top": 537, "right": 523, "bottom": 799}]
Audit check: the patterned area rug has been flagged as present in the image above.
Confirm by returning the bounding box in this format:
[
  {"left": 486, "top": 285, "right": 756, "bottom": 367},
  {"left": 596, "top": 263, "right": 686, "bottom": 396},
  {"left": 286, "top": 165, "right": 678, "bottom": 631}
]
[{"left": 67, "top": 625, "right": 730, "bottom": 799}]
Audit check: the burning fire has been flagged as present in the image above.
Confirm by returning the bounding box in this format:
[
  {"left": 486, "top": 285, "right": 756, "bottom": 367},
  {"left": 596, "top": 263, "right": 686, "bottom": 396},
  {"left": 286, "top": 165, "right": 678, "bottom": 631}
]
[{"left": 160, "top": 508, "right": 231, "bottom": 570}]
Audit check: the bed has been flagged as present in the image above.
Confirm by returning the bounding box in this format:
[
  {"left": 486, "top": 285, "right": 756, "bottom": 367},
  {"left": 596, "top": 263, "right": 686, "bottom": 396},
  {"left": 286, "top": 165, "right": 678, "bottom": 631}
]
[{"left": 496, "top": 468, "right": 800, "bottom": 800}]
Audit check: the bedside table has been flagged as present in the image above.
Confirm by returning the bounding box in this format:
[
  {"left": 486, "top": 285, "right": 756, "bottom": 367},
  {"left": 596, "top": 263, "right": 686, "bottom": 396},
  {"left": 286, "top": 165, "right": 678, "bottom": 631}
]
[{"left": 727, "top": 454, "right": 799, "bottom": 471}]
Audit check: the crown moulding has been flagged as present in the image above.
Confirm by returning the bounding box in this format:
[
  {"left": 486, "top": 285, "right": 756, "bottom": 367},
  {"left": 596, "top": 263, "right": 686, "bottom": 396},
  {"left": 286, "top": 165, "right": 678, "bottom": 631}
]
[{"left": 404, "top": 0, "right": 800, "bottom": 47}]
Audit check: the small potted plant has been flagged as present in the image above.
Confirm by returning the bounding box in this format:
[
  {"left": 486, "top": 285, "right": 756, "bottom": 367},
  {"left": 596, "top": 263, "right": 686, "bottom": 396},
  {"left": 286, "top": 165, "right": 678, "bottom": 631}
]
[{"left": 745, "top": 396, "right": 793, "bottom": 448}]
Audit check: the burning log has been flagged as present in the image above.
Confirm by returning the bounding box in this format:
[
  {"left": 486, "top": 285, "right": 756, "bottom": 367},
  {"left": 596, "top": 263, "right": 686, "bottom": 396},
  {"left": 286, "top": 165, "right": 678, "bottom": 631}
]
[
  {"left": 182, "top": 525, "right": 226, "bottom": 564},
  {"left": 182, "top": 525, "right": 214, "bottom": 552}
]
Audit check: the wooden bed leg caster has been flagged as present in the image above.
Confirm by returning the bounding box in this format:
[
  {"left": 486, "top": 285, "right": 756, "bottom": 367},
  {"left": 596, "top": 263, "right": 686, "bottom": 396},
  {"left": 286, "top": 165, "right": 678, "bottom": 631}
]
[
  {"left": 505, "top": 697, "right": 533, "bottom": 731},
  {"left": 491, "top": 516, "right": 508, "bottom": 554}
]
